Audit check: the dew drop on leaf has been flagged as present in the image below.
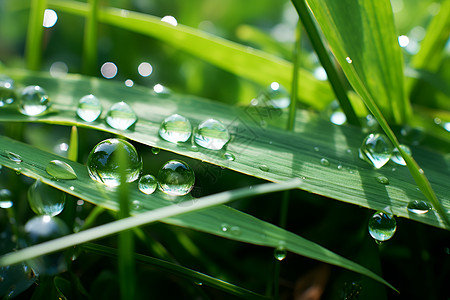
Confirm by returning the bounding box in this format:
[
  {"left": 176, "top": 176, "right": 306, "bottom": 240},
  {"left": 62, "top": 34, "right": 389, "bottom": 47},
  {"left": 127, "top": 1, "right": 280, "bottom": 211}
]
[
  {"left": 159, "top": 114, "right": 192, "bottom": 143},
  {"left": 76, "top": 94, "right": 102, "bottom": 122},
  {"left": 46, "top": 160, "right": 77, "bottom": 180},
  {"left": 375, "top": 175, "right": 389, "bottom": 185},
  {"left": 157, "top": 160, "right": 195, "bottom": 196},
  {"left": 407, "top": 200, "right": 432, "bottom": 214},
  {"left": 359, "top": 133, "right": 393, "bottom": 169},
  {"left": 194, "top": 119, "right": 230, "bottom": 150},
  {"left": 138, "top": 174, "right": 157, "bottom": 195},
  {"left": 391, "top": 144, "right": 411, "bottom": 166},
  {"left": 19, "top": 85, "right": 51, "bottom": 116},
  {"left": 105, "top": 101, "right": 137, "bottom": 130}
]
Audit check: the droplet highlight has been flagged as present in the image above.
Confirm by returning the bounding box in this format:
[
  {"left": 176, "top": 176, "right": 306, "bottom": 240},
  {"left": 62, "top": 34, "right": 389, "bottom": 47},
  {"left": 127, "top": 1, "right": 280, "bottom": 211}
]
[
  {"left": 359, "top": 133, "right": 393, "bottom": 169},
  {"left": 19, "top": 85, "right": 51, "bottom": 116},
  {"left": 87, "top": 138, "right": 143, "bottom": 187},
  {"left": 105, "top": 101, "right": 137, "bottom": 130},
  {"left": 28, "top": 179, "right": 66, "bottom": 216},
  {"left": 159, "top": 114, "right": 192, "bottom": 143},
  {"left": 46, "top": 160, "right": 77, "bottom": 180},
  {"left": 138, "top": 174, "right": 157, "bottom": 195},
  {"left": 391, "top": 144, "right": 411, "bottom": 166},
  {"left": 76, "top": 94, "right": 102, "bottom": 122},
  {"left": 157, "top": 160, "right": 195, "bottom": 196},
  {"left": 194, "top": 119, "right": 230, "bottom": 150},
  {"left": 368, "top": 211, "right": 396, "bottom": 242}
]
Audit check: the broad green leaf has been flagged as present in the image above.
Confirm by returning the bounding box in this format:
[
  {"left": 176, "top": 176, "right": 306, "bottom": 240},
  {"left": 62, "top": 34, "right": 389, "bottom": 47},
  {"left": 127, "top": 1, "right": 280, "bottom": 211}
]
[
  {"left": 47, "top": 0, "right": 334, "bottom": 109},
  {"left": 1, "top": 70, "right": 449, "bottom": 230},
  {"left": 0, "top": 141, "right": 395, "bottom": 290},
  {"left": 292, "top": 0, "right": 412, "bottom": 124}
]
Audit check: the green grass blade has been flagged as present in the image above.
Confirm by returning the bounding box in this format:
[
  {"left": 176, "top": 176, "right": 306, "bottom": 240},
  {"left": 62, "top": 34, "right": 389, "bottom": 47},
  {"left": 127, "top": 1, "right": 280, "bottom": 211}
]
[
  {"left": 291, "top": 0, "right": 360, "bottom": 126},
  {"left": 0, "top": 142, "right": 396, "bottom": 290},
  {"left": 47, "top": 0, "right": 334, "bottom": 110},
  {"left": 68, "top": 126, "right": 78, "bottom": 161},
  {"left": 82, "top": 0, "right": 99, "bottom": 75},
  {"left": 2, "top": 70, "right": 449, "bottom": 230},
  {"left": 26, "top": 0, "right": 47, "bottom": 70},
  {"left": 294, "top": 0, "right": 412, "bottom": 124},
  {"left": 81, "top": 243, "right": 271, "bottom": 300}
]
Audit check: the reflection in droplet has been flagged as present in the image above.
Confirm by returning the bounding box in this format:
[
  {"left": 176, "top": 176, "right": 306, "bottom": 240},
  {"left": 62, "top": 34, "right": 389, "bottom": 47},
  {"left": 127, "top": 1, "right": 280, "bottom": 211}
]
[
  {"left": 407, "top": 200, "right": 431, "bottom": 214},
  {"left": 43, "top": 9, "right": 58, "bottom": 28},
  {"left": 28, "top": 179, "right": 66, "bottom": 216},
  {"left": 101, "top": 62, "right": 118, "bottom": 79},
  {"left": 161, "top": 15, "right": 178, "bottom": 26},
  {"left": 19, "top": 85, "right": 51, "bottom": 116},
  {"left": 368, "top": 211, "right": 396, "bottom": 242},
  {"left": 320, "top": 158, "right": 330, "bottom": 166},
  {"left": 274, "top": 245, "right": 287, "bottom": 261},
  {"left": 375, "top": 175, "right": 389, "bottom": 185},
  {"left": 223, "top": 152, "right": 235, "bottom": 161},
  {"left": 0, "top": 189, "right": 13, "bottom": 208},
  {"left": 77, "top": 94, "right": 102, "bottom": 122},
  {"left": 159, "top": 114, "right": 192, "bottom": 143},
  {"left": 157, "top": 160, "right": 195, "bottom": 196},
  {"left": 105, "top": 101, "right": 137, "bottom": 130},
  {"left": 194, "top": 119, "right": 230, "bottom": 150},
  {"left": 152, "top": 148, "right": 160, "bottom": 155},
  {"left": 49, "top": 61, "right": 68, "bottom": 77},
  {"left": 46, "top": 160, "right": 77, "bottom": 180},
  {"left": 391, "top": 144, "right": 411, "bottom": 166},
  {"left": 359, "top": 133, "right": 393, "bottom": 169},
  {"left": 138, "top": 174, "right": 157, "bottom": 195},
  {"left": 7, "top": 151, "right": 22, "bottom": 164},
  {"left": 138, "top": 62, "right": 153, "bottom": 77}
]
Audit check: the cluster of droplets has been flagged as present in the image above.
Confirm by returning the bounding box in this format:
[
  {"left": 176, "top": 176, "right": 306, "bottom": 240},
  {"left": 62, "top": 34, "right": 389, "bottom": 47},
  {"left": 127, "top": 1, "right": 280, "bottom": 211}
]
[{"left": 158, "top": 114, "right": 231, "bottom": 151}]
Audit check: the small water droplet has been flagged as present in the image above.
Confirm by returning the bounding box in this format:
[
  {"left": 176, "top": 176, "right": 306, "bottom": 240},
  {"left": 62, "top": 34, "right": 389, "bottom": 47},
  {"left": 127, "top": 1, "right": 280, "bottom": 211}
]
[
  {"left": 345, "top": 57, "right": 353, "bottom": 63},
  {"left": 221, "top": 223, "right": 230, "bottom": 232},
  {"left": 195, "top": 281, "right": 203, "bottom": 286},
  {"left": 69, "top": 186, "right": 75, "bottom": 191},
  {"left": 194, "top": 119, "right": 230, "bottom": 150},
  {"left": 274, "top": 245, "right": 287, "bottom": 261},
  {"left": 368, "top": 211, "right": 396, "bottom": 242},
  {"left": 46, "top": 160, "right": 77, "bottom": 180},
  {"left": 19, "top": 85, "right": 51, "bottom": 116},
  {"left": 337, "top": 164, "right": 343, "bottom": 170},
  {"left": 24, "top": 215, "right": 69, "bottom": 275},
  {"left": 6, "top": 151, "right": 22, "bottom": 164},
  {"left": 391, "top": 144, "right": 411, "bottom": 166},
  {"left": 76, "top": 94, "right": 102, "bottom": 122},
  {"left": 159, "top": 114, "right": 192, "bottom": 143},
  {"left": 230, "top": 226, "right": 241, "bottom": 236},
  {"left": 0, "top": 189, "right": 13, "bottom": 208},
  {"left": 105, "top": 101, "right": 137, "bottom": 130},
  {"left": 157, "top": 160, "right": 195, "bottom": 196},
  {"left": 0, "top": 75, "right": 16, "bottom": 107},
  {"left": 359, "top": 133, "right": 393, "bottom": 169},
  {"left": 259, "top": 164, "right": 269, "bottom": 172},
  {"left": 138, "top": 174, "right": 157, "bottom": 195},
  {"left": 320, "top": 158, "right": 330, "bottom": 166},
  {"left": 131, "top": 200, "right": 141, "bottom": 210},
  {"left": 419, "top": 168, "right": 424, "bottom": 174},
  {"left": 375, "top": 175, "right": 389, "bottom": 185},
  {"left": 223, "top": 152, "right": 235, "bottom": 161},
  {"left": 407, "top": 200, "right": 432, "bottom": 214},
  {"left": 314, "top": 146, "right": 320, "bottom": 152},
  {"left": 151, "top": 147, "right": 160, "bottom": 155},
  {"left": 28, "top": 179, "right": 66, "bottom": 216},
  {"left": 87, "top": 138, "right": 143, "bottom": 187}
]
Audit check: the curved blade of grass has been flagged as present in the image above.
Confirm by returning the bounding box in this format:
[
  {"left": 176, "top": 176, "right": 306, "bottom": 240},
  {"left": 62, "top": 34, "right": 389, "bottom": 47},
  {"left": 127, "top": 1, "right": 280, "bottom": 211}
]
[
  {"left": 26, "top": 0, "right": 47, "bottom": 70},
  {"left": 0, "top": 148, "right": 395, "bottom": 291},
  {"left": 1, "top": 70, "right": 449, "bottom": 230},
  {"left": 292, "top": 0, "right": 412, "bottom": 124},
  {"left": 82, "top": 243, "right": 270, "bottom": 300},
  {"left": 47, "top": 0, "right": 333, "bottom": 109}
]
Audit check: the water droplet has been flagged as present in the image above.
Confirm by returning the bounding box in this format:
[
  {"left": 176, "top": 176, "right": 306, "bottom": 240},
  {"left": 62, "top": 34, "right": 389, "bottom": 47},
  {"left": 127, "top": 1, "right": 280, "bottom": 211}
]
[
  {"left": 159, "top": 114, "right": 192, "bottom": 143},
  {"left": 69, "top": 186, "right": 75, "bottom": 191},
  {"left": 223, "top": 152, "right": 235, "bottom": 161},
  {"left": 76, "top": 94, "right": 102, "bottom": 122},
  {"left": 320, "top": 158, "right": 330, "bottom": 166},
  {"left": 368, "top": 211, "right": 396, "bottom": 242},
  {"left": 131, "top": 200, "right": 141, "bottom": 210},
  {"left": 46, "top": 160, "right": 77, "bottom": 180},
  {"left": 138, "top": 174, "right": 157, "bottom": 195},
  {"left": 153, "top": 84, "right": 171, "bottom": 96},
  {"left": 24, "top": 215, "right": 69, "bottom": 275},
  {"left": 375, "top": 175, "right": 389, "bottom": 185},
  {"left": 0, "top": 75, "right": 16, "bottom": 107},
  {"left": 194, "top": 119, "right": 230, "bottom": 150},
  {"left": 407, "top": 200, "right": 432, "bottom": 214},
  {"left": 259, "top": 164, "right": 269, "bottom": 172},
  {"left": 28, "top": 179, "right": 66, "bottom": 216},
  {"left": 221, "top": 223, "right": 230, "bottom": 232},
  {"left": 345, "top": 57, "right": 353, "bottom": 63},
  {"left": 6, "top": 151, "right": 22, "bottom": 163},
  {"left": 337, "top": 164, "right": 343, "bottom": 170},
  {"left": 105, "top": 101, "right": 137, "bottom": 130},
  {"left": 274, "top": 245, "right": 287, "bottom": 261},
  {"left": 87, "top": 138, "right": 143, "bottom": 187},
  {"left": 230, "top": 226, "right": 241, "bottom": 236},
  {"left": 19, "top": 85, "right": 51, "bottom": 116},
  {"left": 0, "top": 189, "right": 13, "bottom": 208},
  {"left": 330, "top": 111, "right": 347, "bottom": 125},
  {"left": 151, "top": 147, "right": 160, "bottom": 155},
  {"left": 359, "top": 133, "right": 393, "bottom": 169},
  {"left": 314, "top": 146, "right": 320, "bottom": 152},
  {"left": 157, "top": 160, "right": 195, "bottom": 196},
  {"left": 391, "top": 144, "right": 411, "bottom": 166}
]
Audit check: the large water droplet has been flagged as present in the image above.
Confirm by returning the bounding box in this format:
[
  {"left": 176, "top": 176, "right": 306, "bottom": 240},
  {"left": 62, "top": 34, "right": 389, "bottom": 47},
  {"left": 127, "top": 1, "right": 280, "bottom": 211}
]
[
  {"left": 76, "top": 94, "right": 102, "bottom": 122},
  {"left": 375, "top": 175, "right": 389, "bottom": 185},
  {"left": 159, "top": 114, "right": 192, "bottom": 143},
  {"left": 223, "top": 152, "right": 235, "bottom": 161},
  {"left": 368, "top": 211, "right": 396, "bottom": 242},
  {"left": 46, "top": 160, "right": 77, "bottom": 180},
  {"left": 151, "top": 147, "right": 160, "bottom": 155},
  {"left": 157, "top": 160, "right": 195, "bottom": 196},
  {"left": 194, "top": 119, "right": 230, "bottom": 150},
  {"left": 320, "top": 158, "right": 330, "bottom": 166},
  {"left": 6, "top": 151, "right": 22, "bottom": 164},
  {"left": 0, "top": 189, "right": 13, "bottom": 208},
  {"left": 391, "top": 144, "right": 411, "bottom": 166},
  {"left": 138, "top": 174, "right": 157, "bottom": 195},
  {"left": 24, "top": 215, "right": 69, "bottom": 275},
  {"left": 19, "top": 85, "right": 51, "bottom": 116},
  {"left": 259, "top": 164, "right": 269, "bottom": 172},
  {"left": 28, "top": 179, "right": 66, "bottom": 216},
  {"left": 0, "top": 76, "right": 16, "bottom": 107},
  {"left": 105, "top": 101, "right": 137, "bottom": 130},
  {"left": 407, "top": 200, "right": 432, "bottom": 214},
  {"left": 274, "top": 245, "right": 287, "bottom": 261},
  {"left": 359, "top": 133, "right": 393, "bottom": 169},
  {"left": 87, "top": 138, "right": 143, "bottom": 187}
]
